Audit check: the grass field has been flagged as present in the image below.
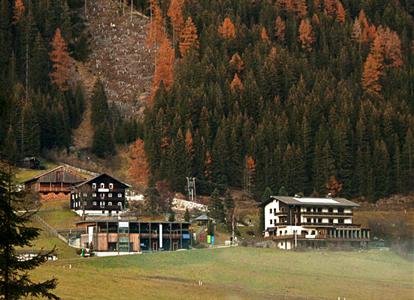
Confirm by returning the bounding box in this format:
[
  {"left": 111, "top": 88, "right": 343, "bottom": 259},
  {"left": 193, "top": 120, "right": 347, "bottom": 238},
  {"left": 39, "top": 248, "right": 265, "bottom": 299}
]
[{"left": 30, "top": 247, "right": 413, "bottom": 300}]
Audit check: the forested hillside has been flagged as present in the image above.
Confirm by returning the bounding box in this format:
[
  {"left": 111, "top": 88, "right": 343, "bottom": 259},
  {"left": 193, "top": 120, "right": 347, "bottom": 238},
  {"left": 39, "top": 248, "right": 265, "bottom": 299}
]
[
  {"left": 0, "top": 0, "right": 142, "bottom": 162},
  {"left": 0, "top": 0, "right": 88, "bottom": 159},
  {"left": 144, "top": 0, "right": 414, "bottom": 201}
]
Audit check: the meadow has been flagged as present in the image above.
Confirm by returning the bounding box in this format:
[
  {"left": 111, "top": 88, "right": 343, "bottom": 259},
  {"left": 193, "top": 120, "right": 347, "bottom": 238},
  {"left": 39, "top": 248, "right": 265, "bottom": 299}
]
[{"left": 31, "top": 247, "right": 413, "bottom": 300}]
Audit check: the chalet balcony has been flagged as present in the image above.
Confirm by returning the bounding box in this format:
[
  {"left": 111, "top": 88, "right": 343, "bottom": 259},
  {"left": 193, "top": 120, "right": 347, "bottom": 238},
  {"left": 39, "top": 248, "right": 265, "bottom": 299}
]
[{"left": 301, "top": 211, "right": 353, "bottom": 216}]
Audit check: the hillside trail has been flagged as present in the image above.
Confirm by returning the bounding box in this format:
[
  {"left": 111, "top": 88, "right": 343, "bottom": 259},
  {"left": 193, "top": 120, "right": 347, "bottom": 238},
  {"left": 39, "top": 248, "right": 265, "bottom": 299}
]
[{"left": 72, "top": 61, "right": 96, "bottom": 150}]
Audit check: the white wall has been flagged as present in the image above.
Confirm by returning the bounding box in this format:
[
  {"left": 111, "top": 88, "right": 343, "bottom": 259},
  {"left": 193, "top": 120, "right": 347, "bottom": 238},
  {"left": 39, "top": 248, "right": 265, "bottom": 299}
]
[{"left": 264, "top": 200, "right": 280, "bottom": 230}]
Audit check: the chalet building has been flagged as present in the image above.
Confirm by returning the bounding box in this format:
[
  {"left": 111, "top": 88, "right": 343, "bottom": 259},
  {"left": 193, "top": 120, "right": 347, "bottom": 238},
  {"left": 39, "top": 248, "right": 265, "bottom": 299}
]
[
  {"left": 76, "top": 219, "right": 191, "bottom": 253},
  {"left": 70, "top": 174, "right": 130, "bottom": 216},
  {"left": 24, "top": 166, "right": 87, "bottom": 200},
  {"left": 263, "top": 196, "right": 370, "bottom": 250}
]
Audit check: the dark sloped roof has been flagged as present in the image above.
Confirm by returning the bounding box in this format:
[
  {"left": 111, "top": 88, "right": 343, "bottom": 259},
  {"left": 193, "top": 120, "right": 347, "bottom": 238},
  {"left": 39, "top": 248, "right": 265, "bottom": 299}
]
[
  {"left": 263, "top": 196, "right": 359, "bottom": 207},
  {"left": 24, "top": 166, "right": 87, "bottom": 184},
  {"left": 74, "top": 173, "right": 131, "bottom": 189}
]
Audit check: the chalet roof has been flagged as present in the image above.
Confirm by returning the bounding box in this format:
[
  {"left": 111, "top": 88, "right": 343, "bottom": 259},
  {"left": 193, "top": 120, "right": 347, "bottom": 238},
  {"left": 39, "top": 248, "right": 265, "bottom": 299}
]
[
  {"left": 73, "top": 173, "right": 131, "bottom": 189},
  {"left": 24, "top": 166, "right": 87, "bottom": 184},
  {"left": 264, "top": 196, "right": 359, "bottom": 207}
]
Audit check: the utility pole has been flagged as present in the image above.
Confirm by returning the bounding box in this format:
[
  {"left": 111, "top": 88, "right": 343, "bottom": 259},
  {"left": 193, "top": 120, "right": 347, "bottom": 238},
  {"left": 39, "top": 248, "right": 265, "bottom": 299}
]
[
  {"left": 231, "top": 211, "right": 235, "bottom": 245},
  {"left": 84, "top": 0, "right": 87, "bottom": 19},
  {"left": 186, "top": 177, "right": 196, "bottom": 202},
  {"left": 130, "top": 0, "right": 133, "bottom": 22}
]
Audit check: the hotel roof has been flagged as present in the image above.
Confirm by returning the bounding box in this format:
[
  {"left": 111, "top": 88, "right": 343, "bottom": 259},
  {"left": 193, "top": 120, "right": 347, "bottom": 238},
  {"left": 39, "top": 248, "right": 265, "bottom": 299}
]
[{"left": 264, "top": 196, "right": 359, "bottom": 207}]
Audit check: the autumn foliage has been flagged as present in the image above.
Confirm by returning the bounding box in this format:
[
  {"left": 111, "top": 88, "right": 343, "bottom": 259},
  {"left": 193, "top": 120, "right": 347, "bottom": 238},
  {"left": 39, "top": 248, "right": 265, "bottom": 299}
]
[
  {"left": 129, "top": 139, "right": 149, "bottom": 188},
  {"left": 151, "top": 36, "right": 175, "bottom": 101},
  {"left": 362, "top": 26, "right": 403, "bottom": 97},
  {"left": 146, "top": 0, "right": 165, "bottom": 47},
  {"left": 325, "top": 175, "right": 343, "bottom": 197},
  {"left": 299, "top": 19, "right": 314, "bottom": 52},
  {"left": 230, "top": 73, "right": 243, "bottom": 93},
  {"left": 167, "top": 0, "right": 185, "bottom": 40},
  {"left": 179, "top": 17, "right": 199, "bottom": 57},
  {"left": 218, "top": 17, "right": 236, "bottom": 39},
  {"left": 274, "top": 16, "right": 286, "bottom": 42},
  {"left": 229, "top": 53, "right": 244, "bottom": 73},
  {"left": 49, "top": 28, "right": 72, "bottom": 92},
  {"left": 260, "top": 27, "right": 270, "bottom": 43},
  {"left": 13, "top": 0, "right": 25, "bottom": 23}
]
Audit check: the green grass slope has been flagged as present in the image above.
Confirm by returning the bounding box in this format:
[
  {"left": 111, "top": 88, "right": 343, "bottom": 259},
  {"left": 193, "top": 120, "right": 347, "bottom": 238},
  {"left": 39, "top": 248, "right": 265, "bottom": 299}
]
[{"left": 31, "top": 247, "right": 413, "bottom": 300}]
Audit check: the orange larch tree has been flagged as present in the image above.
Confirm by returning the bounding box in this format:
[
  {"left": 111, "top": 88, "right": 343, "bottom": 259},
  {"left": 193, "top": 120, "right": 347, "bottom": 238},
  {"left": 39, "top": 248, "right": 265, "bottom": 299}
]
[
  {"left": 336, "top": 1, "right": 346, "bottom": 23},
  {"left": 230, "top": 73, "right": 243, "bottom": 93},
  {"left": 351, "top": 18, "right": 362, "bottom": 41},
  {"left": 376, "top": 26, "right": 403, "bottom": 68},
  {"left": 299, "top": 19, "right": 315, "bottom": 52},
  {"left": 179, "top": 16, "right": 199, "bottom": 57},
  {"left": 151, "top": 36, "right": 175, "bottom": 101},
  {"left": 260, "top": 27, "right": 270, "bottom": 42},
  {"left": 13, "top": 0, "right": 25, "bottom": 23},
  {"left": 362, "top": 36, "right": 384, "bottom": 98},
  {"left": 218, "top": 17, "right": 236, "bottom": 39},
  {"left": 323, "top": 0, "right": 336, "bottom": 17},
  {"left": 229, "top": 53, "right": 244, "bottom": 73},
  {"left": 274, "top": 16, "right": 286, "bottom": 42},
  {"left": 167, "top": 0, "right": 185, "bottom": 43},
  {"left": 146, "top": 0, "right": 165, "bottom": 48},
  {"left": 325, "top": 175, "right": 343, "bottom": 197},
  {"left": 49, "top": 28, "right": 72, "bottom": 92},
  {"left": 128, "top": 139, "right": 149, "bottom": 188}
]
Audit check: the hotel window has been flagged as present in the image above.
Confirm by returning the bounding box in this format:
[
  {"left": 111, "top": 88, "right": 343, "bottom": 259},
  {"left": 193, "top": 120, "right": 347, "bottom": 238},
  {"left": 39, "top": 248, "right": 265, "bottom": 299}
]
[
  {"left": 83, "top": 201, "right": 87, "bottom": 206},
  {"left": 270, "top": 219, "right": 273, "bottom": 224},
  {"left": 93, "top": 201, "right": 97, "bottom": 206},
  {"left": 100, "top": 201, "right": 105, "bottom": 208},
  {"left": 269, "top": 208, "right": 272, "bottom": 214},
  {"left": 109, "top": 183, "right": 114, "bottom": 190},
  {"left": 279, "top": 231, "right": 282, "bottom": 235},
  {"left": 92, "top": 183, "right": 96, "bottom": 189},
  {"left": 100, "top": 193, "right": 105, "bottom": 199},
  {"left": 118, "top": 202, "right": 122, "bottom": 206},
  {"left": 108, "top": 202, "right": 112, "bottom": 206},
  {"left": 108, "top": 193, "right": 112, "bottom": 198},
  {"left": 118, "top": 193, "right": 122, "bottom": 198},
  {"left": 100, "top": 183, "right": 105, "bottom": 188},
  {"left": 83, "top": 193, "right": 87, "bottom": 197},
  {"left": 274, "top": 219, "right": 277, "bottom": 224},
  {"left": 92, "top": 193, "right": 97, "bottom": 197}
]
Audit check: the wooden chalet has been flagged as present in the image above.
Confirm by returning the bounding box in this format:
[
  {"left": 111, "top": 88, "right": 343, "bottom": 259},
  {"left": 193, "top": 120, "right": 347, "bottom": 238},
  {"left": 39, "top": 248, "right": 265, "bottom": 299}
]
[
  {"left": 24, "top": 166, "right": 87, "bottom": 200},
  {"left": 70, "top": 173, "right": 130, "bottom": 216}
]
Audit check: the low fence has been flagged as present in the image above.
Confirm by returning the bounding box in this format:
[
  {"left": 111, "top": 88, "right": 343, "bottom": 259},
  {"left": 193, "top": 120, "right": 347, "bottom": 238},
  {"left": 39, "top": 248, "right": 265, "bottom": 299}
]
[{"left": 32, "top": 214, "right": 68, "bottom": 244}]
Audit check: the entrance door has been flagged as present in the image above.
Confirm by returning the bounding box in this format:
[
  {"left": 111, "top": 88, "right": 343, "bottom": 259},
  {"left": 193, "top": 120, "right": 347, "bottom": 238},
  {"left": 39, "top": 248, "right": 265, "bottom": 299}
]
[{"left": 172, "top": 241, "right": 179, "bottom": 251}]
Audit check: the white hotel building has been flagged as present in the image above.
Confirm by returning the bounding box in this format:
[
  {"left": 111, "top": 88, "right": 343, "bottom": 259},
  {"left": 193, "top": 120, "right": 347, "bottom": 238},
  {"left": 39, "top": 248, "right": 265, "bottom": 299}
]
[{"left": 263, "top": 196, "right": 370, "bottom": 250}]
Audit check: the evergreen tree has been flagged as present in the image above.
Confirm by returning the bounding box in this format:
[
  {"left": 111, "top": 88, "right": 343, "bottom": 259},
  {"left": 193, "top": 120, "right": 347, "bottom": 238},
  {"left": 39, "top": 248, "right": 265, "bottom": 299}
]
[
  {"left": 208, "top": 188, "right": 225, "bottom": 223},
  {"left": 0, "top": 162, "right": 59, "bottom": 300},
  {"left": 259, "top": 187, "right": 272, "bottom": 233}
]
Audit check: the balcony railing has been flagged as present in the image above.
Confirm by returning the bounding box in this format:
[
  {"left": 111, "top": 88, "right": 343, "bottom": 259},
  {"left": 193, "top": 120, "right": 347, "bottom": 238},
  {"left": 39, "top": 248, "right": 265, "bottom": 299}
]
[{"left": 301, "top": 211, "right": 353, "bottom": 216}]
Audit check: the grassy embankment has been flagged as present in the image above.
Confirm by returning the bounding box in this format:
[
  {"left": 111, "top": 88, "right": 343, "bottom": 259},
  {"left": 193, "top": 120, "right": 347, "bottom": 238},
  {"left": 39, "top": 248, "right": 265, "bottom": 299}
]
[{"left": 30, "top": 247, "right": 413, "bottom": 300}]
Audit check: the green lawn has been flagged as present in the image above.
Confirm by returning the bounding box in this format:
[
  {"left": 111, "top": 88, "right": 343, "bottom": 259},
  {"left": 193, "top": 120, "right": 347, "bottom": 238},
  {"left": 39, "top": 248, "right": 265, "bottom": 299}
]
[{"left": 30, "top": 247, "right": 413, "bottom": 300}]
